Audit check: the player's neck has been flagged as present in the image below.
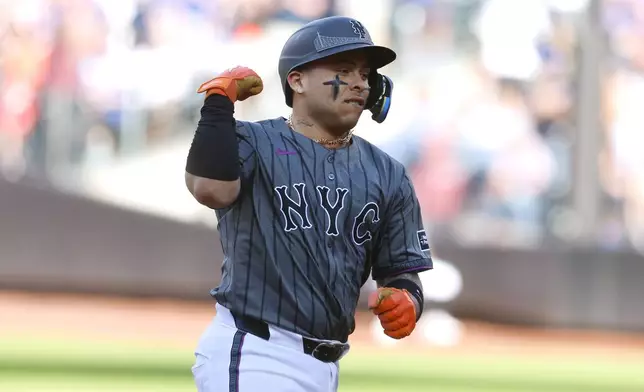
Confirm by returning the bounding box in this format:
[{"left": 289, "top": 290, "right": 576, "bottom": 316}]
[{"left": 288, "top": 112, "right": 350, "bottom": 148}]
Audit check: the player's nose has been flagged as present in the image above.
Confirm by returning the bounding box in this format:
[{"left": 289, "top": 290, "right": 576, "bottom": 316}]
[{"left": 349, "top": 77, "right": 369, "bottom": 93}]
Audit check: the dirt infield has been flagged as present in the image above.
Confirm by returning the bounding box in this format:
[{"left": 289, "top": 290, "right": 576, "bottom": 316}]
[{"left": 2, "top": 290, "right": 644, "bottom": 361}]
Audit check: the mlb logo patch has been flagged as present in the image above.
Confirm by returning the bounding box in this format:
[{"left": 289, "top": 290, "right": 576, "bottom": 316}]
[{"left": 417, "top": 230, "right": 430, "bottom": 251}]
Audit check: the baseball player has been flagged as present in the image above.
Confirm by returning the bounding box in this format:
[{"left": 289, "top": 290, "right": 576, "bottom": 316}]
[{"left": 185, "top": 16, "right": 433, "bottom": 392}]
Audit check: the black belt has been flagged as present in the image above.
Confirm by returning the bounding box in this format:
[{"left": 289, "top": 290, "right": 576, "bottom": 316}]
[{"left": 231, "top": 312, "right": 348, "bottom": 363}]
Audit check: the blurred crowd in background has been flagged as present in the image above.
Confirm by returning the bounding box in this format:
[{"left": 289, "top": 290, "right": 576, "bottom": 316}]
[{"left": 0, "top": 0, "right": 642, "bottom": 252}]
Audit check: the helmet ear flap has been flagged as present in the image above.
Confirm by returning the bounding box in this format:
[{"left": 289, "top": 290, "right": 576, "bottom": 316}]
[
  {"left": 365, "top": 71, "right": 380, "bottom": 110},
  {"left": 365, "top": 72, "right": 393, "bottom": 123}
]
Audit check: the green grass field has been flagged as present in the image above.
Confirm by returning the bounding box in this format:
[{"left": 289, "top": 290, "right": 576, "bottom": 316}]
[{"left": 1, "top": 337, "right": 644, "bottom": 392}]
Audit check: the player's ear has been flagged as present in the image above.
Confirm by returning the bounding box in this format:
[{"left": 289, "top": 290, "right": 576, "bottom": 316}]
[{"left": 287, "top": 70, "right": 305, "bottom": 94}]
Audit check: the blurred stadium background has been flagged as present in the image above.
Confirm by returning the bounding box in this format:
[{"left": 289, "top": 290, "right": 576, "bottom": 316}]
[{"left": 1, "top": 0, "right": 644, "bottom": 391}]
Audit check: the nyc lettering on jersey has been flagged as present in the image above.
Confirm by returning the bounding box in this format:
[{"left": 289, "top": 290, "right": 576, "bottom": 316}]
[{"left": 274, "top": 184, "right": 379, "bottom": 246}]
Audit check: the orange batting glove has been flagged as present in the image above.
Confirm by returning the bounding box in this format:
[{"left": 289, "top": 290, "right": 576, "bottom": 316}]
[
  {"left": 197, "top": 66, "right": 263, "bottom": 103},
  {"left": 368, "top": 287, "right": 417, "bottom": 339}
]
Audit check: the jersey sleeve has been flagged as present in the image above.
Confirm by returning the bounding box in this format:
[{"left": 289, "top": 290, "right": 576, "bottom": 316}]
[
  {"left": 236, "top": 121, "right": 257, "bottom": 181},
  {"left": 371, "top": 170, "right": 433, "bottom": 281}
]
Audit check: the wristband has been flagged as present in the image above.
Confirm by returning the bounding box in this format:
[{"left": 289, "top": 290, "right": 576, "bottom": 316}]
[
  {"left": 385, "top": 278, "right": 424, "bottom": 321},
  {"left": 186, "top": 95, "right": 240, "bottom": 181}
]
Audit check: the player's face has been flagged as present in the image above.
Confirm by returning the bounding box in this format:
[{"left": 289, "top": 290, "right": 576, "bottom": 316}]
[{"left": 300, "top": 52, "right": 371, "bottom": 131}]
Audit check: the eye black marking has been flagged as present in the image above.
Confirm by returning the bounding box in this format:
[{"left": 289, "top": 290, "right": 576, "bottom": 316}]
[{"left": 323, "top": 74, "right": 349, "bottom": 100}]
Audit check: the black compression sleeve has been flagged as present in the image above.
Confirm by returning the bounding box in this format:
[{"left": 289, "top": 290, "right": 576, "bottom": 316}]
[{"left": 186, "top": 94, "right": 240, "bottom": 181}]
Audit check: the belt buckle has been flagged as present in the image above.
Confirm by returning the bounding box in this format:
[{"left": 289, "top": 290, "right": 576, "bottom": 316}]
[{"left": 311, "top": 342, "right": 348, "bottom": 363}]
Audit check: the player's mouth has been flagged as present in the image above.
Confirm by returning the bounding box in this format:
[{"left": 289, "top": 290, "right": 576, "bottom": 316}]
[{"left": 344, "top": 97, "right": 365, "bottom": 107}]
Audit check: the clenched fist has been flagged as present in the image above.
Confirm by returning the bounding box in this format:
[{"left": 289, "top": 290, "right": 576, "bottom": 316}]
[
  {"left": 197, "top": 66, "right": 263, "bottom": 103},
  {"left": 368, "top": 287, "right": 417, "bottom": 339}
]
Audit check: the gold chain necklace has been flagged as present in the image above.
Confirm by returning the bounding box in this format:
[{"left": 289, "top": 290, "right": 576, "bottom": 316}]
[{"left": 286, "top": 116, "right": 354, "bottom": 147}]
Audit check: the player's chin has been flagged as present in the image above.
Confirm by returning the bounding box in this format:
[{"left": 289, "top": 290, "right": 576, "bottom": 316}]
[{"left": 338, "top": 105, "right": 363, "bottom": 125}]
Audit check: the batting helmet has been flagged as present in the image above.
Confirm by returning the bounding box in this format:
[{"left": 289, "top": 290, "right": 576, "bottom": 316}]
[{"left": 278, "top": 16, "right": 396, "bottom": 123}]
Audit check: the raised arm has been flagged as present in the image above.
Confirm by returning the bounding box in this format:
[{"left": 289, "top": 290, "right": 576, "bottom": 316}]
[{"left": 185, "top": 67, "right": 263, "bottom": 209}]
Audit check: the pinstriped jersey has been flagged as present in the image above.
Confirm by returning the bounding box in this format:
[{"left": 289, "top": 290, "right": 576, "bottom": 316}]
[{"left": 211, "top": 117, "right": 433, "bottom": 341}]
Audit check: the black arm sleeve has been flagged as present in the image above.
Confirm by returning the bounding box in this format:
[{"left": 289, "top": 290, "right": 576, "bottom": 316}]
[{"left": 186, "top": 94, "right": 240, "bottom": 181}]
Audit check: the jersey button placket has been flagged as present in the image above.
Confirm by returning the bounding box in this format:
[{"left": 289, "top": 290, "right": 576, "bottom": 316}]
[{"left": 327, "top": 152, "right": 336, "bottom": 181}]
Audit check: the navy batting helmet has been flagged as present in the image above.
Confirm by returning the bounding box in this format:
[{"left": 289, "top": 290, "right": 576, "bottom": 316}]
[{"left": 278, "top": 16, "right": 396, "bottom": 122}]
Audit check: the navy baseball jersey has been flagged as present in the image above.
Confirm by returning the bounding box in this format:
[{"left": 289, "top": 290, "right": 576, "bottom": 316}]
[{"left": 211, "top": 118, "right": 433, "bottom": 341}]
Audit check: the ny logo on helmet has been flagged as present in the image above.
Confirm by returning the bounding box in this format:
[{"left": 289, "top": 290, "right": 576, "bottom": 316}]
[{"left": 350, "top": 20, "right": 368, "bottom": 39}]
